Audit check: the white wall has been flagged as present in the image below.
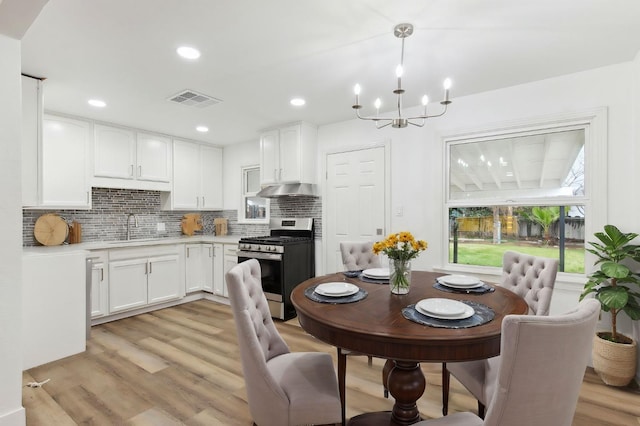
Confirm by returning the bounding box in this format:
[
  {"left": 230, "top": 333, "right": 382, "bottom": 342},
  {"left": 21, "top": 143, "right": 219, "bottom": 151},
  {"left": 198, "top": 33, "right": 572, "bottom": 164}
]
[
  {"left": 318, "top": 60, "right": 637, "bottom": 326},
  {"left": 222, "top": 139, "right": 260, "bottom": 213},
  {"left": 0, "top": 34, "right": 26, "bottom": 426}
]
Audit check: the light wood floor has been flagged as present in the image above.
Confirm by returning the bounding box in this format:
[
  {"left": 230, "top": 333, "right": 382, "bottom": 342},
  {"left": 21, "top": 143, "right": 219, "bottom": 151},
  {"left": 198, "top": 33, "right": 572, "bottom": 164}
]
[{"left": 23, "top": 300, "right": 640, "bottom": 425}]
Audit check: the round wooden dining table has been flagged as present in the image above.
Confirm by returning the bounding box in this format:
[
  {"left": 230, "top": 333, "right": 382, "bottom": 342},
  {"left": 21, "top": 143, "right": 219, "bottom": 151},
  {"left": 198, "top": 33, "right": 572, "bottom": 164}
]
[{"left": 291, "top": 271, "right": 528, "bottom": 426}]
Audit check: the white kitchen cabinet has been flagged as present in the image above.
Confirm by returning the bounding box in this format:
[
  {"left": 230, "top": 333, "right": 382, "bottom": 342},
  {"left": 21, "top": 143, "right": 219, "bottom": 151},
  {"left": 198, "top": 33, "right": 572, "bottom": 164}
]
[
  {"left": 259, "top": 122, "right": 317, "bottom": 185},
  {"left": 23, "top": 113, "right": 92, "bottom": 209},
  {"left": 41, "top": 114, "right": 92, "bottom": 208},
  {"left": 23, "top": 250, "right": 86, "bottom": 369},
  {"left": 108, "top": 245, "right": 183, "bottom": 314},
  {"left": 137, "top": 132, "right": 172, "bottom": 183},
  {"left": 223, "top": 243, "right": 239, "bottom": 297},
  {"left": 185, "top": 243, "right": 214, "bottom": 293},
  {"left": 92, "top": 127, "right": 172, "bottom": 191},
  {"left": 21, "top": 75, "right": 42, "bottom": 207},
  {"left": 212, "top": 243, "right": 225, "bottom": 296},
  {"left": 94, "top": 124, "right": 136, "bottom": 179},
  {"left": 147, "top": 254, "right": 181, "bottom": 304},
  {"left": 89, "top": 251, "right": 109, "bottom": 318},
  {"left": 167, "top": 139, "right": 222, "bottom": 210},
  {"left": 109, "top": 258, "right": 148, "bottom": 313}
]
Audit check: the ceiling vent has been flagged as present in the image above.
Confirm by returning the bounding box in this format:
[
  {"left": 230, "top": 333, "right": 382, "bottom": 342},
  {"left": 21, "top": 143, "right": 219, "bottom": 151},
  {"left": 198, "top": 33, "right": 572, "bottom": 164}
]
[{"left": 167, "top": 89, "right": 222, "bottom": 108}]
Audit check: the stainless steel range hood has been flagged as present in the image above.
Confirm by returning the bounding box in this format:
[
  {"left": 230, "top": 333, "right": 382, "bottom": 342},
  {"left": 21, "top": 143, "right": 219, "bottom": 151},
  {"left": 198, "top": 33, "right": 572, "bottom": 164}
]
[{"left": 256, "top": 183, "right": 318, "bottom": 198}]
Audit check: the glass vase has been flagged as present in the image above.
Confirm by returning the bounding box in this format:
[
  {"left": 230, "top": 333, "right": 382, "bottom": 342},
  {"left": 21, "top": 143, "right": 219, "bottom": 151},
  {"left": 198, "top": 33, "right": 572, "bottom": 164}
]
[{"left": 390, "top": 259, "right": 412, "bottom": 294}]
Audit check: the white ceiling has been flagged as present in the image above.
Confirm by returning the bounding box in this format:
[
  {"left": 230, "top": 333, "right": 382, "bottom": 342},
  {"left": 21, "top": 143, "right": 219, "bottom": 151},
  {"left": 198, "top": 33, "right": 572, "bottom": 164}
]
[{"left": 19, "top": 0, "right": 640, "bottom": 146}]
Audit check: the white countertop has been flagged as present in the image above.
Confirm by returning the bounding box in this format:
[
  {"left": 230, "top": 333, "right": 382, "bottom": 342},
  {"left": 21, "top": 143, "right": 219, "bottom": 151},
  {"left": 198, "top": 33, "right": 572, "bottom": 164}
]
[{"left": 23, "top": 234, "right": 241, "bottom": 255}]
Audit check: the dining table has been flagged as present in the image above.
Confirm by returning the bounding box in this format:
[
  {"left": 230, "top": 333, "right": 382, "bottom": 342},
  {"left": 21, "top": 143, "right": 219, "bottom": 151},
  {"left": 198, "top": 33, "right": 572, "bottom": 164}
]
[{"left": 290, "top": 270, "right": 528, "bottom": 426}]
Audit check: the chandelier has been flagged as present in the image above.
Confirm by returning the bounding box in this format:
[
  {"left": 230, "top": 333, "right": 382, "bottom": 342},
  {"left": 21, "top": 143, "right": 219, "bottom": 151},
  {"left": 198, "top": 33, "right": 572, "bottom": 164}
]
[{"left": 352, "top": 23, "right": 452, "bottom": 129}]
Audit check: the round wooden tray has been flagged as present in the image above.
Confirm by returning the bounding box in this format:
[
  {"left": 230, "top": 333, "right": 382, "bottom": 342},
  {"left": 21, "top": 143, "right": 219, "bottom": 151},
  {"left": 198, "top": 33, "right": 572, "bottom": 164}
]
[{"left": 34, "top": 213, "right": 68, "bottom": 246}]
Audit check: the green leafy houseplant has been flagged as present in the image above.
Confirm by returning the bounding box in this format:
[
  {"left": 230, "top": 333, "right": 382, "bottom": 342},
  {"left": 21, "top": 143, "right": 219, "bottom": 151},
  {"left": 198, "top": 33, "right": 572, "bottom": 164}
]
[{"left": 580, "top": 224, "right": 640, "bottom": 343}]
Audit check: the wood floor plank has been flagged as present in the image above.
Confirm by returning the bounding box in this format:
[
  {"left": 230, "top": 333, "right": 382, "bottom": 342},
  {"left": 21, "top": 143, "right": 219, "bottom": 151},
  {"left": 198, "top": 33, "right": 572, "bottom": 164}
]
[
  {"left": 91, "top": 327, "right": 169, "bottom": 373},
  {"left": 22, "top": 299, "right": 640, "bottom": 426}
]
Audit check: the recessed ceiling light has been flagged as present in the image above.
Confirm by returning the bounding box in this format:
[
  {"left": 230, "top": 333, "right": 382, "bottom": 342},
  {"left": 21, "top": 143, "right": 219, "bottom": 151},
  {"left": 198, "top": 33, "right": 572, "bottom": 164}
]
[
  {"left": 88, "top": 99, "right": 106, "bottom": 108},
  {"left": 177, "top": 46, "right": 201, "bottom": 60},
  {"left": 196, "top": 126, "right": 209, "bottom": 133},
  {"left": 290, "top": 98, "right": 306, "bottom": 106}
]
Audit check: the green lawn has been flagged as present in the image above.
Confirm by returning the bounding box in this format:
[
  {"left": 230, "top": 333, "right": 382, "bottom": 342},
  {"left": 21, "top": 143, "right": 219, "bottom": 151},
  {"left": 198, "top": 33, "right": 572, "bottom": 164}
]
[{"left": 449, "top": 242, "right": 585, "bottom": 273}]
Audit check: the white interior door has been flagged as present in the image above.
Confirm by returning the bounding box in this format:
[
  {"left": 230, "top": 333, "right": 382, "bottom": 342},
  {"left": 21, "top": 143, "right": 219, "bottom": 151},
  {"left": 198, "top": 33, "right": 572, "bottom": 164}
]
[{"left": 325, "top": 146, "right": 387, "bottom": 273}]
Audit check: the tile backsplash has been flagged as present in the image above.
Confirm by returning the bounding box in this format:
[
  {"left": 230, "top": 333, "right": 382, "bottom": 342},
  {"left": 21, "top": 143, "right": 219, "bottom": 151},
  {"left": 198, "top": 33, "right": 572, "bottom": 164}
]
[{"left": 23, "top": 187, "right": 322, "bottom": 246}]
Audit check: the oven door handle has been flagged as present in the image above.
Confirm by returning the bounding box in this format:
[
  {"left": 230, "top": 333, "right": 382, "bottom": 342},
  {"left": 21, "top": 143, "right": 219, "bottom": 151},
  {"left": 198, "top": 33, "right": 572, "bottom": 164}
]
[{"left": 237, "top": 250, "right": 283, "bottom": 261}]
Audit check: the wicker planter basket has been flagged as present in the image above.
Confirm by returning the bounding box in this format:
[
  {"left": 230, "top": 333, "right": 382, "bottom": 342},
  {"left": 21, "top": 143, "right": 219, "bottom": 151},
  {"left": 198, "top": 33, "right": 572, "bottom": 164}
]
[{"left": 592, "top": 332, "right": 637, "bottom": 386}]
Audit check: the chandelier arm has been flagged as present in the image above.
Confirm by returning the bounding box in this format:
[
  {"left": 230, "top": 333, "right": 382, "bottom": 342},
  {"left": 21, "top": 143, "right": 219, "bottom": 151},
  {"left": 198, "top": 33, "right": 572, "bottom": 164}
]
[
  {"left": 376, "top": 121, "right": 393, "bottom": 129},
  {"left": 408, "top": 120, "right": 426, "bottom": 128},
  {"left": 406, "top": 103, "right": 450, "bottom": 120}
]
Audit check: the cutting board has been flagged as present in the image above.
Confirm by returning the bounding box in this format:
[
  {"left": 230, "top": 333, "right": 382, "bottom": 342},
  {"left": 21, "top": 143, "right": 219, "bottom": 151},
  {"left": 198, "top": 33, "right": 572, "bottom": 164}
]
[
  {"left": 181, "top": 213, "right": 203, "bottom": 236},
  {"left": 34, "top": 213, "right": 68, "bottom": 246},
  {"left": 214, "top": 218, "right": 228, "bottom": 236}
]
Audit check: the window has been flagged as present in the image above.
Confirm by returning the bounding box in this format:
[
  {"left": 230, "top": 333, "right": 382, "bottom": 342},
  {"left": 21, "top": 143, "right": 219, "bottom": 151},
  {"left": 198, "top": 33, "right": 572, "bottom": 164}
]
[
  {"left": 240, "top": 165, "right": 269, "bottom": 223},
  {"left": 444, "top": 109, "right": 607, "bottom": 275}
]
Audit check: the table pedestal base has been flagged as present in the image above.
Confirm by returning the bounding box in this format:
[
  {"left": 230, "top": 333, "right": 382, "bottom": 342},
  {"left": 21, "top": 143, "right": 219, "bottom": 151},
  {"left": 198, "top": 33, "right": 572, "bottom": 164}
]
[{"left": 356, "top": 359, "right": 425, "bottom": 425}]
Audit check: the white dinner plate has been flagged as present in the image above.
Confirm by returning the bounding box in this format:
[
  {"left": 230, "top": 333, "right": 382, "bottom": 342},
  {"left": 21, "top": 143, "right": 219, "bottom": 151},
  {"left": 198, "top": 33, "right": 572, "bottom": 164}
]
[
  {"left": 314, "top": 282, "right": 360, "bottom": 297},
  {"left": 416, "top": 298, "right": 475, "bottom": 320},
  {"left": 437, "top": 280, "right": 485, "bottom": 289},
  {"left": 362, "top": 268, "right": 390, "bottom": 279},
  {"left": 437, "top": 274, "right": 482, "bottom": 288}
]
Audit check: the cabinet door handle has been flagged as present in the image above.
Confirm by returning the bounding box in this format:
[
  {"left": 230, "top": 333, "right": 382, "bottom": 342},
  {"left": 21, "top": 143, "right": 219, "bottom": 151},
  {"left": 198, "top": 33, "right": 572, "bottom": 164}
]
[
  {"left": 138, "top": 165, "right": 142, "bottom": 177},
  {"left": 196, "top": 197, "right": 199, "bottom": 208},
  {"left": 130, "top": 164, "right": 134, "bottom": 177},
  {"left": 279, "top": 168, "right": 283, "bottom": 181},
  {"left": 186, "top": 247, "right": 190, "bottom": 258},
  {"left": 86, "top": 191, "right": 90, "bottom": 204},
  {"left": 202, "top": 196, "right": 205, "bottom": 207},
  {"left": 149, "top": 262, "right": 152, "bottom": 274},
  {"left": 145, "top": 263, "right": 148, "bottom": 274},
  {"left": 100, "top": 267, "right": 104, "bottom": 282}
]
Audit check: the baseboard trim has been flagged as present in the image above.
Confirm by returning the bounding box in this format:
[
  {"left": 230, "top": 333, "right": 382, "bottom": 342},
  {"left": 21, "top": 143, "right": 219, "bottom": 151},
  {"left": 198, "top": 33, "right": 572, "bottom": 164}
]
[{"left": 0, "top": 406, "right": 25, "bottom": 426}]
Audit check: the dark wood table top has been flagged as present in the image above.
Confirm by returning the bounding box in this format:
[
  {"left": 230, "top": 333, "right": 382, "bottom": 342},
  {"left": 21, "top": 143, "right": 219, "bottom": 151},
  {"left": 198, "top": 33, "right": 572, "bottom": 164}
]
[{"left": 291, "top": 271, "right": 528, "bottom": 363}]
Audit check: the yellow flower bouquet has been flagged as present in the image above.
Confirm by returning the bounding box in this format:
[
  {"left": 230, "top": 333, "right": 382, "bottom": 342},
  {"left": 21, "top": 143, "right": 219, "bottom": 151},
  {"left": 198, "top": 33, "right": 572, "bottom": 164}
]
[{"left": 373, "top": 232, "right": 427, "bottom": 294}]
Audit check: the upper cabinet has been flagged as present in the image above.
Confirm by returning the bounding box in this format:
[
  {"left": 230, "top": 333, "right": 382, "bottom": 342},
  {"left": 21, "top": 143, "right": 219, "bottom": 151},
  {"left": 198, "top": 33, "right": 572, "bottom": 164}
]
[
  {"left": 163, "top": 139, "right": 222, "bottom": 210},
  {"left": 93, "top": 125, "right": 172, "bottom": 191},
  {"left": 259, "top": 122, "right": 317, "bottom": 185},
  {"left": 21, "top": 75, "right": 42, "bottom": 207},
  {"left": 22, "top": 109, "right": 92, "bottom": 209}
]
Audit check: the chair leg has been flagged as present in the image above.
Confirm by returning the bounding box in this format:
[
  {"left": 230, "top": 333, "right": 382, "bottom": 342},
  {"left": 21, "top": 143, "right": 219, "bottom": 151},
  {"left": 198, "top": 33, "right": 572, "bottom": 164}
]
[
  {"left": 337, "top": 348, "right": 347, "bottom": 426},
  {"left": 442, "top": 362, "right": 450, "bottom": 416},
  {"left": 478, "top": 401, "right": 485, "bottom": 419},
  {"left": 367, "top": 355, "right": 373, "bottom": 366}
]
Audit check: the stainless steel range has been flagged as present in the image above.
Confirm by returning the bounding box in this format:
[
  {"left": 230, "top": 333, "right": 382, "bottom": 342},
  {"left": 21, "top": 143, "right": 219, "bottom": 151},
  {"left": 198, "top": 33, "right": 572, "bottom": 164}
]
[{"left": 237, "top": 218, "right": 314, "bottom": 320}]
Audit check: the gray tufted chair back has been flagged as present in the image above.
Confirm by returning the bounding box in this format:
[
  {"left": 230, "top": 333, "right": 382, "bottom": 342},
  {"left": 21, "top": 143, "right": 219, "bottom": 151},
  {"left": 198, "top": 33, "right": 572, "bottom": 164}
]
[
  {"left": 340, "top": 241, "right": 381, "bottom": 271},
  {"left": 500, "top": 251, "right": 559, "bottom": 316},
  {"left": 226, "top": 259, "right": 291, "bottom": 416}
]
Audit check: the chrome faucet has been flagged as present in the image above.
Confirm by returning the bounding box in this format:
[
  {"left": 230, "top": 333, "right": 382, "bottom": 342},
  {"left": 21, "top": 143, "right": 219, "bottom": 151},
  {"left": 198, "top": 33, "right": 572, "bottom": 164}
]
[{"left": 126, "top": 213, "right": 138, "bottom": 240}]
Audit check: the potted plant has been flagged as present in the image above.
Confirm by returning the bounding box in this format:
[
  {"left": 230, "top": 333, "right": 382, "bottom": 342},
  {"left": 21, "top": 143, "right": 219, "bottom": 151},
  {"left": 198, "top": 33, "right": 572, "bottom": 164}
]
[{"left": 580, "top": 224, "right": 640, "bottom": 386}]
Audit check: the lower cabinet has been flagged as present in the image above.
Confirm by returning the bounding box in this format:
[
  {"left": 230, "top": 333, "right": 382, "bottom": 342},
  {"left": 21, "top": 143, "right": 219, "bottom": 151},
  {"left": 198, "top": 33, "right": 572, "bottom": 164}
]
[
  {"left": 108, "top": 245, "right": 183, "bottom": 314},
  {"left": 212, "top": 243, "right": 224, "bottom": 296},
  {"left": 185, "top": 243, "right": 214, "bottom": 293},
  {"left": 185, "top": 242, "right": 238, "bottom": 297},
  {"left": 223, "top": 244, "right": 239, "bottom": 297},
  {"left": 89, "top": 251, "right": 108, "bottom": 318}
]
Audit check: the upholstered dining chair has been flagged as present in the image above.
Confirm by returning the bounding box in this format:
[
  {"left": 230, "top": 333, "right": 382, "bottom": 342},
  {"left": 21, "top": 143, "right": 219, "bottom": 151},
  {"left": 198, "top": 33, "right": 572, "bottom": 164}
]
[
  {"left": 416, "top": 298, "right": 600, "bottom": 426},
  {"left": 442, "top": 251, "right": 559, "bottom": 417},
  {"left": 337, "top": 241, "right": 383, "bottom": 421},
  {"left": 226, "top": 259, "right": 342, "bottom": 426},
  {"left": 339, "top": 241, "right": 381, "bottom": 271}
]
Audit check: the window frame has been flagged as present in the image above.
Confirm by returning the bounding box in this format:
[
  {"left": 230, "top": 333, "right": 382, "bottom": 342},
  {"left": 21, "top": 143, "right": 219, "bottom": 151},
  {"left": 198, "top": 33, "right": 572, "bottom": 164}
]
[
  {"left": 441, "top": 108, "right": 608, "bottom": 279},
  {"left": 238, "top": 165, "right": 270, "bottom": 224}
]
